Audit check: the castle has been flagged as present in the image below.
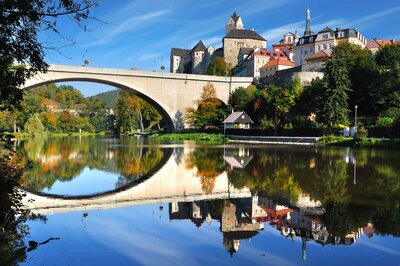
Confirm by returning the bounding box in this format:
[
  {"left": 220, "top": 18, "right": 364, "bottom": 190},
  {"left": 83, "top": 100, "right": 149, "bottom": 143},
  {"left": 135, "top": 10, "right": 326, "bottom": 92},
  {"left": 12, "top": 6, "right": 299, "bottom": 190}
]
[{"left": 170, "top": 12, "right": 266, "bottom": 75}]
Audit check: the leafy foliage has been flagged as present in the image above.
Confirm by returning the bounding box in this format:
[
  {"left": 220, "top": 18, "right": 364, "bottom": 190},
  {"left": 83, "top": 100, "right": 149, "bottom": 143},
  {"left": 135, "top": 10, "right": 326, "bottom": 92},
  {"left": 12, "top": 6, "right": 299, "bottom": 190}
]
[
  {"left": 207, "top": 57, "right": 231, "bottom": 76},
  {"left": 185, "top": 82, "right": 228, "bottom": 129}
]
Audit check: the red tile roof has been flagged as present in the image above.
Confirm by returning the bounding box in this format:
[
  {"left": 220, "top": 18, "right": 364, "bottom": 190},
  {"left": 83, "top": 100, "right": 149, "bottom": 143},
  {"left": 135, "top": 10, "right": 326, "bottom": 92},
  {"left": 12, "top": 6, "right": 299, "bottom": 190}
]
[
  {"left": 252, "top": 48, "right": 287, "bottom": 58},
  {"left": 376, "top": 39, "right": 400, "bottom": 47},
  {"left": 366, "top": 38, "right": 400, "bottom": 49},
  {"left": 261, "top": 58, "right": 295, "bottom": 68},
  {"left": 304, "top": 50, "right": 332, "bottom": 61}
]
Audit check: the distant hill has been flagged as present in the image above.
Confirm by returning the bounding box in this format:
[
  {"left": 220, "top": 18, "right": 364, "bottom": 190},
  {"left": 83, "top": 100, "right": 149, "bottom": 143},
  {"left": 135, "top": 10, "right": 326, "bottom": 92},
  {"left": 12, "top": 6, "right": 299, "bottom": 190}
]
[{"left": 89, "top": 90, "right": 119, "bottom": 109}]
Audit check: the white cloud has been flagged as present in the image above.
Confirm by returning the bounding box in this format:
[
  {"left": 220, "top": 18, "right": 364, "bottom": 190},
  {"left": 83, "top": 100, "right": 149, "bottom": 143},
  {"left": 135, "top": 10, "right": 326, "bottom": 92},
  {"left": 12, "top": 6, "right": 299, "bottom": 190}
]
[
  {"left": 85, "top": 8, "right": 171, "bottom": 47},
  {"left": 343, "top": 6, "right": 400, "bottom": 29}
]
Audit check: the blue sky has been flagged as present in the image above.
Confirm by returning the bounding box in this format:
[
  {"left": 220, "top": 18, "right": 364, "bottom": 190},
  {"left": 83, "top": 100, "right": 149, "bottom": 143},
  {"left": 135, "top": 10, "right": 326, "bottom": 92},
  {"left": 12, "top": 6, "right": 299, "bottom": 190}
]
[{"left": 42, "top": 0, "right": 400, "bottom": 96}]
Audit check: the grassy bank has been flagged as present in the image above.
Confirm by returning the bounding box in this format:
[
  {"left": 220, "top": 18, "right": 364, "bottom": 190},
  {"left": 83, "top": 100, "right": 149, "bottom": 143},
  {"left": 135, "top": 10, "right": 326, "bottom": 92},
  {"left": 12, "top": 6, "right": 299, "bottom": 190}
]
[
  {"left": 318, "top": 136, "right": 400, "bottom": 149},
  {"left": 149, "top": 133, "right": 228, "bottom": 143},
  {"left": 4, "top": 131, "right": 106, "bottom": 139}
]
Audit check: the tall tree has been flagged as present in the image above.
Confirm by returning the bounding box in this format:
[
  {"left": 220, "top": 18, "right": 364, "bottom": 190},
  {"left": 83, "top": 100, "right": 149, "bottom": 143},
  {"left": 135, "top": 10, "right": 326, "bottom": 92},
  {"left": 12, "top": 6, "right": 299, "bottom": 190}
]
[
  {"left": 228, "top": 87, "right": 251, "bottom": 112},
  {"left": 318, "top": 45, "right": 351, "bottom": 126}
]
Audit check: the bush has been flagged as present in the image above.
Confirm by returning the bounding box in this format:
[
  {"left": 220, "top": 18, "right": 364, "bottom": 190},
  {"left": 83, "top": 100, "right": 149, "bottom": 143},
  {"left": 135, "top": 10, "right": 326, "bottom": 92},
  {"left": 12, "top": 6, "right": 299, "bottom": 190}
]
[
  {"left": 354, "top": 126, "right": 368, "bottom": 141},
  {"left": 376, "top": 117, "right": 395, "bottom": 127}
]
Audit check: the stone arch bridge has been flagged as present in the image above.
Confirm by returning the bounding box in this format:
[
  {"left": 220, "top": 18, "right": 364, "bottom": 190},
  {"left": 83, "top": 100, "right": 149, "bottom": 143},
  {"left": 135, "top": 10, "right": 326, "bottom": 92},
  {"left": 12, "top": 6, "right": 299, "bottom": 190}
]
[{"left": 24, "top": 65, "right": 253, "bottom": 132}]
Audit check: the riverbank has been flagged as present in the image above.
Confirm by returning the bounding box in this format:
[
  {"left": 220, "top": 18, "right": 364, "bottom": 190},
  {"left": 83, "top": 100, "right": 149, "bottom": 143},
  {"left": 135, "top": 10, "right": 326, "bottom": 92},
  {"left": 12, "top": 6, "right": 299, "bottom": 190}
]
[
  {"left": 317, "top": 136, "right": 400, "bottom": 149},
  {"left": 149, "top": 133, "right": 228, "bottom": 143},
  {"left": 149, "top": 133, "right": 400, "bottom": 148},
  {"left": 3, "top": 131, "right": 106, "bottom": 139}
]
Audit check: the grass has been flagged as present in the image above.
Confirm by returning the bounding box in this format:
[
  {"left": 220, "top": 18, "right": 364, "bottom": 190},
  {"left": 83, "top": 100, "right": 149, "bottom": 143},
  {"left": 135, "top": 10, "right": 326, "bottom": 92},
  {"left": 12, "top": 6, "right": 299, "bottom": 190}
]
[
  {"left": 318, "top": 135, "right": 400, "bottom": 149},
  {"left": 149, "top": 133, "right": 228, "bottom": 143}
]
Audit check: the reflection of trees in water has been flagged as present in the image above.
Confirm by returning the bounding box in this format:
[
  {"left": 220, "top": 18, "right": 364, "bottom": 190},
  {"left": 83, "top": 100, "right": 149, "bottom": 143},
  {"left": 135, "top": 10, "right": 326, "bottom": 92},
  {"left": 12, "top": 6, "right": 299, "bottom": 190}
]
[
  {"left": 228, "top": 151, "right": 301, "bottom": 201},
  {"left": 185, "top": 149, "right": 226, "bottom": 194},
  {"left": 19, "top": 137, "right": 165, "bottom": 191},
  {"left": 226, "top": 147, "right": 400, "bottom": 238},
  {"left": 113, "top": 145, "right": 163, "bottom": 181}
]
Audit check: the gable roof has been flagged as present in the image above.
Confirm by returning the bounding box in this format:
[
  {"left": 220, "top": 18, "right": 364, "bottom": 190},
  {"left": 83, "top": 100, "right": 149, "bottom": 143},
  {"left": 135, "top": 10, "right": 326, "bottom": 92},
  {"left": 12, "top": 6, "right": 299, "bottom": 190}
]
[
  {"left": 261, "top": 58, "right": 295, "bottom": 68},
  {"left": 319, "top": 26, "right": 333, "bottom": 33},
  {"left": 305, "top": 50, "right": 332, "bottom": 61},
  {"left": 231, "top": 11, "right": 240, "bottom": 22},
  {"left": 223, "top": 111, "right": 254, "bottom": 124},
  {"left": 171, "top": 48, "right": 191, "bottom": 57},
  {"left": 192, "top": 41, "right": 206, "bottom": 52},
  {"left": 225, "top": 29, "right": 266, "bottom": 41},
  {"left": 365, "top": 39, "right": 381, "bottom": 49}
]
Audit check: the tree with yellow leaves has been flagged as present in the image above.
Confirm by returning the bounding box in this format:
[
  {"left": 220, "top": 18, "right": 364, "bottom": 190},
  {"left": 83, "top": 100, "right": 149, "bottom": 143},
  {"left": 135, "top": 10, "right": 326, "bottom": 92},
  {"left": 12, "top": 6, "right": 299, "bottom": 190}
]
[{"left": 185, "top": 82, "right": 228, "bottom": 129}]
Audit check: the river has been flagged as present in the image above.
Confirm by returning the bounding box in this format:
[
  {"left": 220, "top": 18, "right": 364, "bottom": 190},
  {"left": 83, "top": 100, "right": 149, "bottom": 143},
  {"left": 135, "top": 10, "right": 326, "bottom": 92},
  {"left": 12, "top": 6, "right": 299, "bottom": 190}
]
[{"left": 14, "top": 136, "right": 400, "bottom": 265}]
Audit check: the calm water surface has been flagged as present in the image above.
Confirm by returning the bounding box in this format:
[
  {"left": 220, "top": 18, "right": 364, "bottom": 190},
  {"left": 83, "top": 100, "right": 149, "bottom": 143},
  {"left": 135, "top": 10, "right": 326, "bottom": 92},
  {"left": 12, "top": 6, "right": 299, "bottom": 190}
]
[{"left": 15, "top": 137, "right": 400, "bottom": 265}]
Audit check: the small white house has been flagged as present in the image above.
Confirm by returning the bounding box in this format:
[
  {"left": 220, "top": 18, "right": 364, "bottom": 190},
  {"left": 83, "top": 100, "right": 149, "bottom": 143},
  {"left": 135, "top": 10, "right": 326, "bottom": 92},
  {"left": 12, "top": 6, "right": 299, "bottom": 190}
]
[{"left": 223, "top": 111, "right": 254, "bottom": 129}]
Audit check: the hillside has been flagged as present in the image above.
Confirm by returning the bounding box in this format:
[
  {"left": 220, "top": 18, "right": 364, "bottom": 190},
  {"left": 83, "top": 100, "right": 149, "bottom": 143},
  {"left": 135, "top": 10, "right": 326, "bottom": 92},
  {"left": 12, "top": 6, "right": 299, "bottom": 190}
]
[{"left": 89, "top": 89, "right": 119, "bottom": 109}]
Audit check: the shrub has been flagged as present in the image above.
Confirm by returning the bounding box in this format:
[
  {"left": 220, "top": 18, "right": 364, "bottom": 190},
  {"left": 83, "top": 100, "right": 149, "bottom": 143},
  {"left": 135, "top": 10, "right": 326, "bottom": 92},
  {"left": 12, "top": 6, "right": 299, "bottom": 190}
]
[
  {"left": 354, "top": 126, "right": 368, "bottom": 141},
  {"left": 376, "top": 117, "right": 395, "bottom": 127}
]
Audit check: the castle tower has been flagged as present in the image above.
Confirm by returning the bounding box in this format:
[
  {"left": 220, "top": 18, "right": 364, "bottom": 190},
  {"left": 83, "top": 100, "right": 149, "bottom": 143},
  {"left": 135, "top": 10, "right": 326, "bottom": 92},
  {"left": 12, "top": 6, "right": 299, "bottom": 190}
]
[
  {"left": 304, "top": 8, "right": 312, "bottom": 36},
  {"left": 226, "top": 11, "right": 244, "bottom": 34},
  {"left": 191, "top": 40, "right": 206, "bottom": 74}
]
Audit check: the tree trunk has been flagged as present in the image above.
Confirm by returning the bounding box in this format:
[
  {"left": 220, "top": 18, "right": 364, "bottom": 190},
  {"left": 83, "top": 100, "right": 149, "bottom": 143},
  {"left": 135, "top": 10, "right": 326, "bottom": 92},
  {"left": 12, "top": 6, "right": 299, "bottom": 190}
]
[{"left": 138, "top": 110, "right": 144, "bottom": 132}]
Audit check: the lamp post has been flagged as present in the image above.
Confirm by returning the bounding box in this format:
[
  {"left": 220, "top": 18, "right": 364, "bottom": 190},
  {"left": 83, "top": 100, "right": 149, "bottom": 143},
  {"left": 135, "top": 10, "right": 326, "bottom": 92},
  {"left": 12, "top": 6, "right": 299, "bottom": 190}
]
[{"left": 354, "top": 105, "right": 358, "bottom": 128}]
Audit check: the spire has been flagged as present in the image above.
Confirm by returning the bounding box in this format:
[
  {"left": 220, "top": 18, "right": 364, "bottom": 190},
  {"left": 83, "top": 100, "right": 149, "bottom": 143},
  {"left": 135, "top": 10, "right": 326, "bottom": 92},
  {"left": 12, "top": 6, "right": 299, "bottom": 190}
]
[{"left": 304, "top": 8, "right": 312, "bottom": 37}]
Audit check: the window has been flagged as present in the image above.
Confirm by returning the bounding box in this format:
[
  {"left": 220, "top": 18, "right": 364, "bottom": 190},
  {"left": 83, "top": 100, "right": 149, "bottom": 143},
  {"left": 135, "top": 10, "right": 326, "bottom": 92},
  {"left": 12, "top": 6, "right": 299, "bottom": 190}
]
[
  {"left": 323, "top": 44, "right": 327, "bottom": 50},
  {"left": 309, "top": 36, "right": 314, "bottom": 42},
  {"left": 300, "top": 59, "right": 303, "bottom": 65},
  {"left": 300, "top": 39, "right": 304, "bottom": 45},
  {"left": 288, "top": 37, "right": 292, "bottom": 42},
  {"left": 338, "top": 32, "right": 344, "bottom": 38},
  {"left": 322, "top": 34, "right": 328, "bottom": 39},
  {"left": 310, "top": 47, "right": 313, "bottom": 52},
  {"left": 300, "top": 48, "right": 303, "bottom": 55},
  {"left": 317, "top": 44, "right": 321, "bottom": 51}
]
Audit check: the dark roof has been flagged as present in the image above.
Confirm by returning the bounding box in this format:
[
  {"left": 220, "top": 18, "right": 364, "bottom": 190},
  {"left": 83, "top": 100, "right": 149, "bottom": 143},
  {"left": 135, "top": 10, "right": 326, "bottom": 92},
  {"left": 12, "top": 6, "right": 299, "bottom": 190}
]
[
  {"left": 319, "top": 27, "right": 333, "bottom": 33},
  {"left": 225, "top": 29, "right": 266, "bottom": 41},
  {"left": 231, "top": 11, "right": 240, "bottom": 22},
  {"left": 296, "top": 34, "right": 317, "bottom": 45},
  {"left": 212, "top": 47, "right": 224, "bottom": 58},
  {"left": 223, "top": 111, "right": 254, "bottom": 124},
  {"left": 192, "top": 41, "right": 206, "bottom": 52},
  {"left": 171, "top": 48, "right": 191, "bottom": 57},
  {"left": 239, "top": 47, "right": 254, "bottom": 55}
]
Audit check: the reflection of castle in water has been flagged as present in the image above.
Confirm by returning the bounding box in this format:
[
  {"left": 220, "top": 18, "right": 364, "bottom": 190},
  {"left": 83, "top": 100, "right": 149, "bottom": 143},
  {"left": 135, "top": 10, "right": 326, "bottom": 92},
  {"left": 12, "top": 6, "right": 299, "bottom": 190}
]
[{"left": 169, "top": 193, "right": 370, "bottom": 259}]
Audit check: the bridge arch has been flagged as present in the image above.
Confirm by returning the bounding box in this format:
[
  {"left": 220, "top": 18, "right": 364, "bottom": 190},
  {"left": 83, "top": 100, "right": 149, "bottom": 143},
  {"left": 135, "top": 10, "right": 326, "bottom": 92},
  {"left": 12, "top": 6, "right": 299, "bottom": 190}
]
[
  {"left": 24, "top": 77, "right": 175, "bottom": 133},
  {"left": 24, "top": 65, "right": 254, "bottom": 132}
]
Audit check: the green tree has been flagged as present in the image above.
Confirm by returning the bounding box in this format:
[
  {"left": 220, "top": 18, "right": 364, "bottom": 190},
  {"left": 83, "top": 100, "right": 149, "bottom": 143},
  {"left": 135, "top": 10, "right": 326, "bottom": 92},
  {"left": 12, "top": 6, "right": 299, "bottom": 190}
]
[
  {"left": 115, "top": 91, "right": 138, "bottom": 133},
  {"left": 261, "top": 78, "right": 303, "bottom": 129},
  {"left": 207, "top": 57, "right": 231, "bottom": 76},
  {"left": 318, "top": 45, "right": 351, "bottom": 126},
  {"left": 24, "top": 114, "right": 45, "bottom": 134},
  {"left": 228, "top": 87, "right": 251, "bottom": 112}
]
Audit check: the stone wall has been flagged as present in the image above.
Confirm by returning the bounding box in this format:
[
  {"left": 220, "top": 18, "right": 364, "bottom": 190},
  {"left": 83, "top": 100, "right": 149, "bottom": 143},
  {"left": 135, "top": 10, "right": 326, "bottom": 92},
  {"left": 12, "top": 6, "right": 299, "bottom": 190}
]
[{"left": 261, "top": 65, "right": 324, "bottom": 87}]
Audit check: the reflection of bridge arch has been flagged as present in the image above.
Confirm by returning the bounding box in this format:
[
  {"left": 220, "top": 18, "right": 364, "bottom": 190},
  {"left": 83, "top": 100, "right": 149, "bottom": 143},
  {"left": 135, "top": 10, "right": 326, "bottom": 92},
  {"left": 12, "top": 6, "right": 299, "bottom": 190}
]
[
  {"left": 24, "top": 65, "right": 254, "bottom": 132},
  {"left": 22, "top": 147, "right": 174, "bottom": 200},
  {"left": 22, "top": 148, "right": 252, "bottom": 215}
]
